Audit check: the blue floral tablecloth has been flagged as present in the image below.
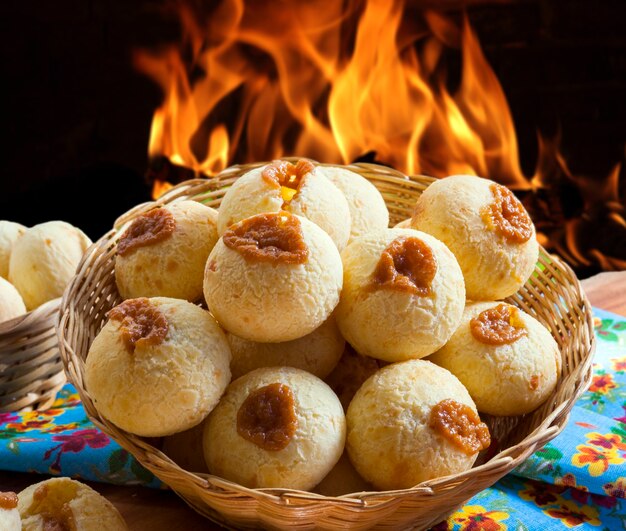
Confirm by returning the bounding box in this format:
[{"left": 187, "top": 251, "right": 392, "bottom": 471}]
[
  {"left": 1, "top": 308, "right": 625, "bottom": 530},
  {"left": 0, "top": 386, "right": 160, "bottom": 488}
]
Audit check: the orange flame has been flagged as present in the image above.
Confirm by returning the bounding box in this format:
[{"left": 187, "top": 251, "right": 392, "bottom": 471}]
[
  {"left": 135, "top": 0, "right": 625, "bottom": 274},
  {"left": 134, "top": 0, "right": 529, "bottom": 190},
  {"left": 152, "top": 179, "right": 174, "bottom": 199},
  {"left": 530, "top": 131, "right": 626, "bottom": 271}
]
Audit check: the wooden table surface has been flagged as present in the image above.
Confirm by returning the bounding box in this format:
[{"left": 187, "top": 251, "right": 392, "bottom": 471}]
[{"left": 1, "top": 271, "right": 625, "bottom": 530}]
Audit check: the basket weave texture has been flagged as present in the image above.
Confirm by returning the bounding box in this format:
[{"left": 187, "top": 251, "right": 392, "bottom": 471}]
[
  {"left": 0, "top": 297, "right": 66, "bottom": 412},
  {"left": 58, "top": 162, "right": 595, "bottom": 530}
]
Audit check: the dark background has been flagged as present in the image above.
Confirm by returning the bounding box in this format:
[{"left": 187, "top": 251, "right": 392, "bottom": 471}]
[{"left": 1, "top": 0, "right": 625, "bottom": 247}]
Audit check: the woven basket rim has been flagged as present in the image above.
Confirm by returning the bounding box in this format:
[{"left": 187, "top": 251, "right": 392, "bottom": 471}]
[{"left": 57, "top": 162, "right": 596, "bottom": 527}]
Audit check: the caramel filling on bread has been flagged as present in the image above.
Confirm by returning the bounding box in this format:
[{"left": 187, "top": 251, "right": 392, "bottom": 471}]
[
  {"left": 429, "top": 399, "right": 490, "bottom": 455},
  {"left": 237, "top": 383, "right": 298, "bottom": 451},
  {"left": 470, "top": 304, "right": 527, "bottom": 345},
  {"left": 223, "top": 212, "right": 309, "bottom": 264},
  {"left": 529, "top": 375, "right": 540, "bottom": 390},
  {"left": 371, "top": 237, "right": 437, "bottom": 296},
  {"left": 0, "top": 491, "right": 17, "bottom": 509},
  {"left": 481, "top": 183, "right": 533, "bottom": 243},
  {"left": 33, "top": 483, "right": 49, "bottom": 502},
  {"left": 117, "top": 208, "right": 176, "bottom": 256},
  {"left": 108, "top": 298, "right": 168, "bottom": 352},
  {"left": 30, "top": 483, "right": 77, "bottom": 531},
  {"left": 261, "top": 159, "right": 314, "bottom": 206}
]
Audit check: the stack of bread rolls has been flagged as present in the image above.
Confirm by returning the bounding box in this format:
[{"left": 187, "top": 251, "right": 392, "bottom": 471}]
[
  {"left": 84, "top": 161, "right": 560, "bottom": 493},
  {"left": 0, "top": 220, "right": 91, "bottom": 324}
]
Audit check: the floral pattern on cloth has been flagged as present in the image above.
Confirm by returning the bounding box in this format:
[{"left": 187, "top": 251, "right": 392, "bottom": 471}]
[
  {"left": 0, "top": 308, "right": 625, "bottom": 529},
  {"left": 441, "top": 308, "right": 626, "bottom": 530},
  {"left": 434, "top": 474, "right": 626, "bottom": 531},
  {"left": 0, "top": 386, "right": 160, "bottom": 487}
]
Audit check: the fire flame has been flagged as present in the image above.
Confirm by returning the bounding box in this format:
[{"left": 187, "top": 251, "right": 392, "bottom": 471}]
[
  {"left": 530, "top": 133, "right": 626, "bottom": 271},
  {"left": 136, "top": 0, "right": 624, "bottom": 272},
  {"left": 134, "top": 0, "right": 528, "bottom": 188}
]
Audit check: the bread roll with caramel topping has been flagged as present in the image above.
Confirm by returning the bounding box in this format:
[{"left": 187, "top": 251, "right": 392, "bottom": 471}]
[
  {"left": 336, "top": 228, "right": 465, "bottom": 362},
  {"left": 115, "top": 200, "right": 219, "bottom": 302},
  {"left": 86, "top": 297, "right": 231, "bottom": 437},
  {"left": 204, "top": 367, "right": 345, "bottom": 490},
  {"left": 18, "top": 477, "right": 127, "bottom": 531},
  {"left": 346, "top": 360, "right": 489, "bottom": 490},
  {"left": 429, "top": 301, "right": 561, "bottom": 415},
  {"left": 411, "top": 175, "right": 538, "bottom": 300},
  {"left": 205, "top": 212, "right": 343, "bottom": 343},
  {"left": 217, "top": 160, "right": 351, "bottom": 250}
]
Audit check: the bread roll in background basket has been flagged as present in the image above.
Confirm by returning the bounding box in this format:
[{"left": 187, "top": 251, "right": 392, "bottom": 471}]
[
  {"left": 57, "top": 161, "right": 595, "bottom": 530},
  {"left": 0, "top": 297, "right": 65, "bottom": 412}
]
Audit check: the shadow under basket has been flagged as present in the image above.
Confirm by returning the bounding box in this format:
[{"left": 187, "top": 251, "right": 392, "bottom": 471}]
[
  {"left": 58, "top": 162, "right": 595, "bottom": 530},
  {"left": 0, "top": 297, "right": 66, "bottom": 412}
]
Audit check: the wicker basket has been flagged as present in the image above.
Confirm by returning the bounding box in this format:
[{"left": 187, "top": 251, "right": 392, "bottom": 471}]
[
  {"left": 0, "top": 297, "right": 66, "bottom": 412},
  {"left": 58, "top": 162, "right": 595, "bottom": 530}
]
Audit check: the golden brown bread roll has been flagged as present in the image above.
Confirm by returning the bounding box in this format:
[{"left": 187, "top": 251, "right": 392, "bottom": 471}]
[
  {"left": 412, "top": 175, "right": 538, "bottom": 300},
  {"left": 346, "top": 360, "right": 490, "bottom": 490},
  {"left": 86, "top": 297, "right": 231, "bottom": 437},
  {"left": 204, "top": 367, "right": 345, "bottom": 490},
  {"left": 217, "top": 160, "right": 351, "bottom": 250},
  {"left": 115, "top": 200, "right": 219, "bottom": 302},
  {"left": 429, "top": 301, "right": 561, "bottom": 415},
  {"left": 18, "top": 477, "right": 127, "bottom": 531},
  {"left": 9, "top": 221, "right": 91, "bottom": 310},
  {"left": 336, "top": 228, "right": 465, "bottom": 362},
  {"left": 204, "top": 212, "right": 343, "bottom": 343}
]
